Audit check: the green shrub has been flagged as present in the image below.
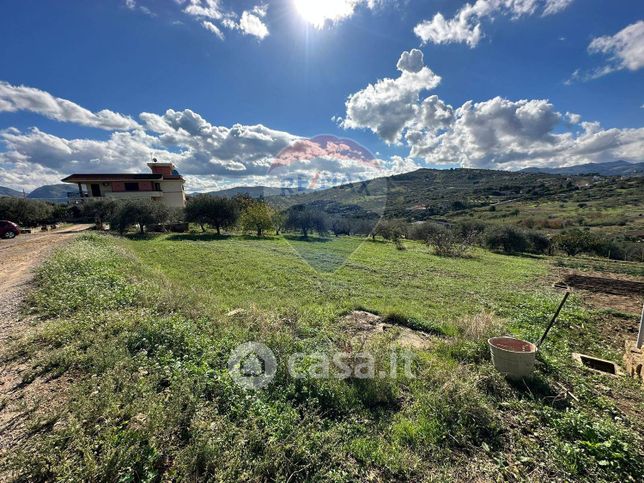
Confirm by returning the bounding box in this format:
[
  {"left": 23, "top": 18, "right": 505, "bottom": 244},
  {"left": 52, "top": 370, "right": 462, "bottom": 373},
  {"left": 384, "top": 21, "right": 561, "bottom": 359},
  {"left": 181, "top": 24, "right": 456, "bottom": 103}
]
[{"left": 484, "top": 225, "right": 529, "bottom": 253}]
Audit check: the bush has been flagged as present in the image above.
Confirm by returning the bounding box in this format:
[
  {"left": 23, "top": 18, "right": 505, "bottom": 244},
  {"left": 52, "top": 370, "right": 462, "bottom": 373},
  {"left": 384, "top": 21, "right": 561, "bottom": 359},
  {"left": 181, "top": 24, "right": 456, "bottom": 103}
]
[
  {"left": 408, "top": 221, "right": 445, "bottom": 242},
  {"left": 0, "top": 197, "right": 55, "bottom": 227},
  {"left": 455, "top": 220, "right": 487, "bottom": 244},
  {"left": 552, "top": 229, "right": 597, "bottom": 256},
  {"left": 426, "top": 225, "right": 474, "bottom": 257},
  {"left": 484, "top": 225, "right": 529, "bottom": 254},
  {"left": 525, "top": 230, "right": 551, "bottom": 254},
  {"left": 110, "top": 200, "right": 170, "bottom": 235}
]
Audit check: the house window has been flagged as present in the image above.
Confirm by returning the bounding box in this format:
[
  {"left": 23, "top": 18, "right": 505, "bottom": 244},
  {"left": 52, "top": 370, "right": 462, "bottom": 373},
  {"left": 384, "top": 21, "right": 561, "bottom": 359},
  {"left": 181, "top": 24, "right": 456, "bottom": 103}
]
[
  {"left": 154, "top": 182, "right": 161, "bottom": 191},
  {"left": 124, "top": 182, "right": 139, "bottom": 191}
]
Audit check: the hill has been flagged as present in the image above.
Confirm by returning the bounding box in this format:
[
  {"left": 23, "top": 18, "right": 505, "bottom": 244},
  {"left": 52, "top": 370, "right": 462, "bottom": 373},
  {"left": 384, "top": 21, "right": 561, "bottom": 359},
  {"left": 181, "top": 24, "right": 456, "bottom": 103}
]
[
  {"left": 200, "top": 185, "right": 312, "bottom": 198},
  {"left": 521, "top": 160, "right": 644, "bottom": 176},
  {"left": 0, "top": 186, "right": 23, "bottom": 197},
  {"left": 267, "top": 167, "right": 644, "bottom": 238},
  {"left": 27, "top": 184, "right": 75, "bottom": 203}
]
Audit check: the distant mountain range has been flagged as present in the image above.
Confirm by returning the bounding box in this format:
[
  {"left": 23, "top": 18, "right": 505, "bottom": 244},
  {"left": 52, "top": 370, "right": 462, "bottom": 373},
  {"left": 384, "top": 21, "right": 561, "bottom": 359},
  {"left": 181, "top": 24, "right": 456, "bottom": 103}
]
[
  {"left": 200, "top": 185, "right": 312, "bottom": 198},
  {"left": 27, "top": 184, "right": 75, "bottom": 202},
  {"left": 1, "top": 161, "right": 641, "bottom": 203},
  {"left": 0, "top": 186, "right": 23, "bottom": 197},
  {"left": 521, "top": 160, "right": 644, "bottom": 176},
  {"left": 0, "top": 183, "right": 74, "bottom": 203}
]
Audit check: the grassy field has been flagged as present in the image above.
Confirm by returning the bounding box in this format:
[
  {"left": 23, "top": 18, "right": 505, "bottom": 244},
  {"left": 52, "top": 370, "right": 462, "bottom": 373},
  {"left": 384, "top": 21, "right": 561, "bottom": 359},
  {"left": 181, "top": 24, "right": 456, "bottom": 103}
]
[{"left": 3, "top": 232, "right": 644, "bottom": 481}]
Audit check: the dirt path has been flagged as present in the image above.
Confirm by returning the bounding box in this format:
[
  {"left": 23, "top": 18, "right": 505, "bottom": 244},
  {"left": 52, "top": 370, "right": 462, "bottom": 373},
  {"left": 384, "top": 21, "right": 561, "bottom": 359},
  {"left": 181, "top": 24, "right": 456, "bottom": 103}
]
[
  {"left": 0, "top": 224, "right": 91, "bottom": 341},
  {"left": 0, "top": 224, "right": 91, "bottom": 474}
]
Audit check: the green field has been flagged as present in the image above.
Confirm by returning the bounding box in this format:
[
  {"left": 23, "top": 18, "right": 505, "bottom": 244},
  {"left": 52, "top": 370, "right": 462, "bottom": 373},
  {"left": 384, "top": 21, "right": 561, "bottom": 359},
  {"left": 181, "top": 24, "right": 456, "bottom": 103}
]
[{"left": 3, "top": 233, "right": 644, "bottom": 481}]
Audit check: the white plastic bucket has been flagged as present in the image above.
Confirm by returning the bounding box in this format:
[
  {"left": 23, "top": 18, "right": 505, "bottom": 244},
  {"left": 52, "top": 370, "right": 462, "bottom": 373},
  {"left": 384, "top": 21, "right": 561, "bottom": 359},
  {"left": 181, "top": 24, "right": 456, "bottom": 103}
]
[{"left": 488, "top": 336, "right": 537, "bottom": 379}]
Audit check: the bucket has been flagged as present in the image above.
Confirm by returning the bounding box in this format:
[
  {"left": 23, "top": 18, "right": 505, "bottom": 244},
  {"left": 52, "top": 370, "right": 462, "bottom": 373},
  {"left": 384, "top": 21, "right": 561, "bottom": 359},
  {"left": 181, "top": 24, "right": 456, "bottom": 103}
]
[{"left": 488, "top": 336, "right": 537, "bottom": 379}]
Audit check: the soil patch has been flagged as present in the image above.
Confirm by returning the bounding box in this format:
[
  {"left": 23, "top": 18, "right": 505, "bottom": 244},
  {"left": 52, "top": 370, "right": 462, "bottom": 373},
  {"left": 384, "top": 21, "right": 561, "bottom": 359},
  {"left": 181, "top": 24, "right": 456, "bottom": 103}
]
[
  {"left": 340, "top": 310, "right": 435, "bottom": 349},
  {"left": 563, "top": 274, "right": 643, "bottom": 298}
]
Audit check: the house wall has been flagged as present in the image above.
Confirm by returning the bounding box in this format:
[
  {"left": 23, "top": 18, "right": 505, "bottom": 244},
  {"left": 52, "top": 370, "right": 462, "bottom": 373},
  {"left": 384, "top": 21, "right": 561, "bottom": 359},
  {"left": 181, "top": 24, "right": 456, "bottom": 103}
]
[
  {"left": 160, "top": 179, "right": 186, "bottom": 208},
  {"left": 73, "top": 178, "right": 185, "bottom": 208}
]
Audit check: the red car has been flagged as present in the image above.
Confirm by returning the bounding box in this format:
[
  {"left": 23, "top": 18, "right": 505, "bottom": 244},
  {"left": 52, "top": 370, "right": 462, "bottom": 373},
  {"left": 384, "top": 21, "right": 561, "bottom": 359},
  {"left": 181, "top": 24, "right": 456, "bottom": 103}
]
[{"left": 0, "top": 220, "right": 20, "bottom": 239}]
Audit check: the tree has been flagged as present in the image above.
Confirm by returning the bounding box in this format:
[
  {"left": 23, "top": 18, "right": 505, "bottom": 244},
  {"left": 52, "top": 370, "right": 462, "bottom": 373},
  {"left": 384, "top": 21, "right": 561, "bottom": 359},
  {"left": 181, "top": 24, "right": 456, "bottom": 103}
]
[
  {"left": 484, "top": 225, "right": 529, "bottom": 254},
  {"left": 331, "top": 217, "right": 351, "bottom": 237},
  {"left": 372, "top": 219, "right": 407, "bottom": 242},
  {"left": 272, "top": 210, "right": 287, "bottom": 235},
  {"left": 408, "top": 221, "right": 445, "bottom": 242},
  {"left": 552, "top": 229, "right": 596, "bottom": 256},
  {"left": 0, "top": 197, "right": 54, "bottom": 227},
  {"left": 240, "top": 201, "right": 274, "bottom": 237},
  {"left": 110, "top": 200, "right": 169, "bottom": 235},
  {"left": 79, "top": 199, "right": 116, "bottom": 230},
  {"left": 285, "top": 206, "right": 328, "bottom": 238},
  {"left": 184, "top": 195, "right": 239, "bottom": 234},
  {"left": 426, "top": 225, "right": 475, "bottom": 257}
]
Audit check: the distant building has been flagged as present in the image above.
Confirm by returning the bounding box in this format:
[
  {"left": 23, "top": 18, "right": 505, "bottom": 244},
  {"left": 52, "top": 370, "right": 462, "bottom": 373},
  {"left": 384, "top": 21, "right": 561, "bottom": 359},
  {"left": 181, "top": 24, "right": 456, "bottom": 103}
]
[{"left": 61, "top": 161, "right": 186, "bottom": 208}]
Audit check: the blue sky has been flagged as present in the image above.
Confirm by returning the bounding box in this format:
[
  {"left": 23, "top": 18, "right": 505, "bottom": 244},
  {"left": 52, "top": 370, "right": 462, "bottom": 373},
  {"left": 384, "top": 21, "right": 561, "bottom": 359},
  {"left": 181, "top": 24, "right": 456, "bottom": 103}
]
[{"left": 0, "top": 0, "right": 642, "bottom": 191}]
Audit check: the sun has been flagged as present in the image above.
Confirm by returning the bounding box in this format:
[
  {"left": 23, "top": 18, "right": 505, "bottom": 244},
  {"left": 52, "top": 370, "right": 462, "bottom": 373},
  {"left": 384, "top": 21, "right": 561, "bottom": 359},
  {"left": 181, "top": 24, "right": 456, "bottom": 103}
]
[{"left": 293, "top": 0, "right": 356, "bottom": 29}]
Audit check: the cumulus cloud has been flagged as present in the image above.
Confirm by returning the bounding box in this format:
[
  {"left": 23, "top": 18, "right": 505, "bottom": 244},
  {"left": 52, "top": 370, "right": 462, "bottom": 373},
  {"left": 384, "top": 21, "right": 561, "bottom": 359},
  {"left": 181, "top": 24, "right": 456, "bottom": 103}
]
[
  {"left": 238, "top": 10, "right": 269, "bottom": 39},
  {"left": 221, "top": 6, "right": 269, "bottom": 40},
  {"left": 589, "top": 21, "right": 644, "bottom": 73},
  {"left": 567, "top": 21, "right": 644, "bottom": 83},
  {"left": 396, "top": 48, "right": 424, "bottom": 73},
  {"left": 0, "top": 81, "right": 140, "bottom": 131},
  {"left": 414, "top": 0, "right": 574, "bottom": 48},
  {"left": 0, "top": 82, "right": 406, "bottom": 191},
  {"left": 342, "top": 49, "right": 441, "bottom": 143},
  {"left": 179, "top": 0, "right": 270, "bottom": 41},
  {"left": 343, "top": 50, "right": 644, "bottom": 170}
]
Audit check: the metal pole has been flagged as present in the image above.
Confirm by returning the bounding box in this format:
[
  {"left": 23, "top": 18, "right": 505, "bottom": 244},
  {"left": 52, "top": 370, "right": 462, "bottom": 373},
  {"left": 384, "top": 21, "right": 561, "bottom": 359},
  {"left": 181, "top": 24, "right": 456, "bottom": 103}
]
[
  {"left": 537, "top": 290, "right": 570, "bottom": 349},
  {"left": 637, "top": 303, "right": 644, "bottom": 350}
]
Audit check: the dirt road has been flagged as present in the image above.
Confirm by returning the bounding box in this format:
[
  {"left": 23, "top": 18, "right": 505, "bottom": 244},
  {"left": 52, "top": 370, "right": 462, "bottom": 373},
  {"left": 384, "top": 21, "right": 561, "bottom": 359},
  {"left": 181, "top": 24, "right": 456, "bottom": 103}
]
[
  {"left": 0, "top": 224, "right": 91, "bottom": 472},
  {"left": 0, "top": 224, "right": 92, "bottom": 341}
]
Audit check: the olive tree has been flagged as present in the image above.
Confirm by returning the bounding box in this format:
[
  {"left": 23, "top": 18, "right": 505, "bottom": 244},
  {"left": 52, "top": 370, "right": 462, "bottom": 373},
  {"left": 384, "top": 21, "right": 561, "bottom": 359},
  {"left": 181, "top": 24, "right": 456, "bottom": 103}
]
[
  {"left": 0, "top": 197, "right": 54, "bottom": 227},
  {"left": 184, "top": 195, "right": 239, "bottom": 234},
  {"left": 110, "top": 200, "right": 169, "bottom": 235},
  {"left": 285, "top": 205, "right": 328, "bottom": 238},
  {"left": 240, "top": 200, "right": 274, "bottom": 237}
]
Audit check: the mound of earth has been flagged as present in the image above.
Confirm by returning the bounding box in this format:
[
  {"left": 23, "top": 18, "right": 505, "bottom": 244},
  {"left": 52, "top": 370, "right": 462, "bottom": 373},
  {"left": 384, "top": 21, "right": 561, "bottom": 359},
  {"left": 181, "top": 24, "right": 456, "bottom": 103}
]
[{"left": 340, "top": 310, "right": 434, "bottom": 349}]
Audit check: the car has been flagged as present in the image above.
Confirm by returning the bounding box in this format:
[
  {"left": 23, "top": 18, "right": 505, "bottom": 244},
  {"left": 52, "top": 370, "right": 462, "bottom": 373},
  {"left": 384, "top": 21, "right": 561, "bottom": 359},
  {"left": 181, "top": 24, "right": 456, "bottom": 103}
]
[{"left": 0, "top": 220, "right": 20, "bottom": 239}]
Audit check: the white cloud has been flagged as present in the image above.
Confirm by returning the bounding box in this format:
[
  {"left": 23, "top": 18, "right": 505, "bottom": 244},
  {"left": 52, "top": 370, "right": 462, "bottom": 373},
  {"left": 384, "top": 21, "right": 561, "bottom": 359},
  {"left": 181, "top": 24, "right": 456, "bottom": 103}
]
[
  {"left": 588, "top": 20, "right": 644, "bottom": 72},
  {"left": 202, "top": 20, "right": 224, "bottom": 39},
  {"left": 342, "top": 49, "right": 441, "bottom": 143},
  {"left": 0, "top": 83, "right": 405, "bottom": 191},
  {"left": 396, "top": 48, "right": 424, "bottom": 73},
  {"left": 222, "top": 7, "right": 269, "bottom": 40},
  {"left": 179, "top": 0, "right": 270, "bottom": 41},
  {"left": 542, "top": 0, "right": 573, "bottom": 16},
  {"left": 123, "top": 0, "right": 154, "bottom": 16},
  {"left": 0, "top": 81, "right": 140, "bottom": 131},
  {"left": 567, "top": 21, "right": 644, "bottom": 83},
  {"left": 343, "top": 50, "right": 644, "bottom": 170},
  {"left": 182, "top": 0, "right": 224, "bottom": 20},
  {"left": 238, "top": 10, "right": 269, "bottom": 39},
  {"left": 414, "top": 0, "right": 574, "bottom": 48}
]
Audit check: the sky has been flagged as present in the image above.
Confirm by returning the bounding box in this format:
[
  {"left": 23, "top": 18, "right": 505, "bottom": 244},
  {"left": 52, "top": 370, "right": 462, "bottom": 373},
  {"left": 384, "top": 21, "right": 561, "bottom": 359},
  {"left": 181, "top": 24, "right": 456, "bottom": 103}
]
[{"left": 0, "top": 0, "right": 642, "bottom": 192}]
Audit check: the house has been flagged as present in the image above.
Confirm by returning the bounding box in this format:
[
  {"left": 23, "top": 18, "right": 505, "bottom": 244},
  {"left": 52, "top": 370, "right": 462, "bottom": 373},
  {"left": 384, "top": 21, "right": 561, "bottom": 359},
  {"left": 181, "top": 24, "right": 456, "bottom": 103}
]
[{"left": 61, "top": 161, "right": 186, "bottom": 208}]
